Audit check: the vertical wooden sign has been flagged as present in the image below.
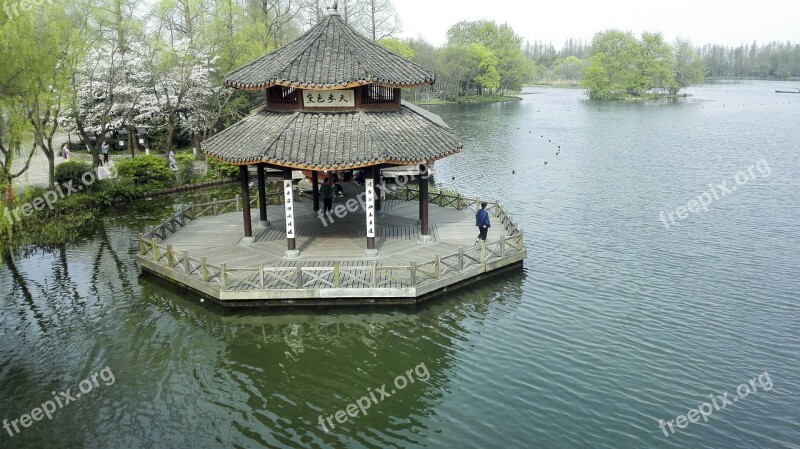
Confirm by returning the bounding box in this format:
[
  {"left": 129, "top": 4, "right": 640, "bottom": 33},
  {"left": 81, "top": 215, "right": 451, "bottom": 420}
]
[
  {"left": 365, "top": 179, "right": 375, "bottom": 238},
  {"left": 284, "top": 180, "right": 295, "bottom": 238}
]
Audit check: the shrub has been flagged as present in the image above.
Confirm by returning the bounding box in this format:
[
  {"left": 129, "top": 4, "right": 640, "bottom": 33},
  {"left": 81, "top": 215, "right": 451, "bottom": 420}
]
[
  {"left": 174, "top": 153, "right": 198, "bottom": 185},
  {"left": 96, "top": 178, "right": 146, "bottom": 203},
  {"left": 55, "top": 161, "right": 95, "bottom": 191},
  {"left": 206, "top": 158, "right": 239, "bottom": 180},
  {"left": 116, "top": 155, "right": 173, "bottom": 188}
]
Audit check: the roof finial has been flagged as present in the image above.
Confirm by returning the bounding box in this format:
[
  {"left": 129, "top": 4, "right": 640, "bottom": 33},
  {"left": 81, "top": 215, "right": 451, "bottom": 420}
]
[{"left": 326, "top": 1, "right": 339, "bottom": 15}]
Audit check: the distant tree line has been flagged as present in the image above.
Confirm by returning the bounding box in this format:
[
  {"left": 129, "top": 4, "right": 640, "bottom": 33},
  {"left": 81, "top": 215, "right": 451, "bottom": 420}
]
[
  {"left": 524, "top": 36, "right": 800, "bottom": 87},
  {"left": 700, "top": 42, "right": 800, "bottom": 78}
]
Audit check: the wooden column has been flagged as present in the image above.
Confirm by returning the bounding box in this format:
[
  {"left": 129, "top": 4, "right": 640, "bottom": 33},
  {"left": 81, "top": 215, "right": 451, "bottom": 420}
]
[
  {"left": 311, "top": 171, "right": 320, "bottom": 212},
  {"left": 257, "top": 163, "right": 268, "bottom": 226},
  {"left": 418, "top": 164, "right": 432, "bottom": 243},
  {"left": 364, "top": 166, "right": 378, "bottom": 257},
  {"left": 239, "top": 165, "right": 254, "bottom": 243},
  {"left": 283, "top": 168, "right": 299, "bottom": 258}
]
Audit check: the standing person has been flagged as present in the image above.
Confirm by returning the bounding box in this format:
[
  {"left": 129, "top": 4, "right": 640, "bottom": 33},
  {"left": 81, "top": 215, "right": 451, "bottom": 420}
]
[
  {"left": 320, "top": 177, "right": 333, "bottom": 213},
  {"left": 168, "top": 150, "right": 177, "bottom": 172},
  {"left": 62, "top": 144, "right": 70, "bottom": 160},
  {"left": 101, "top": 142, "right": 110, "bottom": 165},
  {"left": 475, "top": 202, "right": 491, "bottom": 245}
]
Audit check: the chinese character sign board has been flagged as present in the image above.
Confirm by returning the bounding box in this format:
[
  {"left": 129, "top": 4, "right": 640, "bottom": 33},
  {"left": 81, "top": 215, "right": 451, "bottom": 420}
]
[
  {"left": 365, "top": 179, "right": 375, "bottom": 238},
  {"left": 284, "top": 180, "right": 295, "bottom": 238},
  {"left": 303, "top": 89, "right": 355, "bottom": 108}
]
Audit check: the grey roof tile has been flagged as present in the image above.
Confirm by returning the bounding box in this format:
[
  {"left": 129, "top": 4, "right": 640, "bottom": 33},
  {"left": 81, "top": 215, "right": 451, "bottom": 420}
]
[
  {"left": 202, "top": 102, "right": 462, "bottom": 169},
  {"left": 226, "top": 13, "right": 435, "bottom": 90}
]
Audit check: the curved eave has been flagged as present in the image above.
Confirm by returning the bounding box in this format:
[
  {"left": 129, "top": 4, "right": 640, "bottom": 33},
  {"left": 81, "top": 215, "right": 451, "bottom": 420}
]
[
  {"left": 225, "top": 77, "right": 436, "bottom": 91},
  {"left": 203, "top": 147, "right": 463, "bottom": 171}
]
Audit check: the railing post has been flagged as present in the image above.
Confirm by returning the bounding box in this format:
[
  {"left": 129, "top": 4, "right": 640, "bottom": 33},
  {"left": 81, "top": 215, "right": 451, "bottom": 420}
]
[
  {"left": 481, "top": 240, "right": 486, "bottom": 264},
  {"left": 236, "top": 195, "right": 241, "bottom": 212},
  {"left": 410, "top": 262, "right": 417, "bottom": 286},
  {"left": 151, "top": 239, "right": 159, "bottom": 261},
  {"left": 370, "top": 262, "right": 377, "bottom": 287},
  {"left": 475, "top": 196, "right": 480, "bottom": 210},
  {"left": 183, "top": 251, "right": 190, "bottom": 273},
  {"left": 518, "top": 229, "right": 524, "bottom": 249},
  {"left": 166, "top": 245, "right": 174, "bottom": 267},
  {"left": 189, "top": 202, "right": 195, "bottom": 219},
  {"left": 500, "top": 237, "right": 506, "bottom": 258},
  {"left": 213, "top": 198, "right": 218, "bottom": 215},
  {"left": 138, "top": 234, "right": 145, "bottom": 255},
  {"left": 259, "top": 263, "right": 265, "bottom": 289},
  {"left": 333, "top": 262, "right": 340, "bottom": 288},
  {"left": 221, "top": 263, "right": 227, "bottom": 290},
  {"left": 296, "top": 266, "right": 303, "bottom": 288},
  {"left": 201, "top": 257, "right": 208, "bottom": 281},
  {"left": 459, "top": 247, "right": 464, "bottom": 270},
  {"left": 434, "top": 254, "right": 441, "bottom": 279}
]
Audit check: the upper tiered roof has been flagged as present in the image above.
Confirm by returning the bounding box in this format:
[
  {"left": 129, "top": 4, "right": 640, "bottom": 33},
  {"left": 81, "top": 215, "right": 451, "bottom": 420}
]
[{"left": 225, "top": 12, "right": 435, "bottom": 90}]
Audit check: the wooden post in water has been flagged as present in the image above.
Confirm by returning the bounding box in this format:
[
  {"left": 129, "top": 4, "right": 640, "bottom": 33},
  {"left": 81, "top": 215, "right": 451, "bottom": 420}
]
[{"left": 221, "top": 263, "right": 227, "bottom": 290}]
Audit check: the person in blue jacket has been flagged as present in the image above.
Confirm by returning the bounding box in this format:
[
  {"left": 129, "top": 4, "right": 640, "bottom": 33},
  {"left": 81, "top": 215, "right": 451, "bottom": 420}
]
[{"left": 475, "top": 202, "right": 491, "bottom": 245}]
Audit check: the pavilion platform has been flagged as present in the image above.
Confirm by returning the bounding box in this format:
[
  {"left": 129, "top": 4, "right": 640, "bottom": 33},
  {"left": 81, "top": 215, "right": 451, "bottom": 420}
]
[{"left": 136, "top": 186, "right": 526, "bottom": 307}]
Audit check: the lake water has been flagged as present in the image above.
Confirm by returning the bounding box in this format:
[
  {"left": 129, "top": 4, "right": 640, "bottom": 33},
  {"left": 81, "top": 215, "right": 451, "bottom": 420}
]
[{"left": 1, "top": 81, "right": 799, "bottom": 448}]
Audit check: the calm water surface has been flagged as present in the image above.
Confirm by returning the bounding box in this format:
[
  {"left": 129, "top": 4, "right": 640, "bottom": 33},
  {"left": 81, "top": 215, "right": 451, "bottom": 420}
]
[{"left": 1, "top": 81, "right": 799, "bottom": 448}]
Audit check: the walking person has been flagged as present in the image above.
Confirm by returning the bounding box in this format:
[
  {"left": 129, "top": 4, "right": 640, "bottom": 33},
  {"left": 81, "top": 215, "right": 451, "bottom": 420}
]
[
  {"left": 101, "top": 141, "right": 110, "bottom": 165},
  {"left": 320, "top": 177, "right": 333, "bottom": 213},
  {"left": 62, "top": 144, "right": 70, "bottom": 160},
  {"left": 475, "top": 202, "right": 491, "bottom": 245}
]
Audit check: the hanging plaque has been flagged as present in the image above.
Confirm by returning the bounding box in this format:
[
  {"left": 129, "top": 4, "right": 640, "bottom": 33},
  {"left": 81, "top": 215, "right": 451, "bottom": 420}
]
[
  {"left": 365, "top": 179, "right": 375, "bottom": 238},
  {"left": 284, "top": 180, "right": 295, "bottom": 238},
  {"left": 303, "top": 89, "right": 355, "bottom": 108}
]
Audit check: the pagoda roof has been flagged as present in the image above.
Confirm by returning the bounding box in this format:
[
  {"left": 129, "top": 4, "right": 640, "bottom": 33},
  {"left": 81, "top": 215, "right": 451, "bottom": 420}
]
[
  {"left": 202, "top": 101, "right": 462, "bottom": 169},
  {"left": 225, "top": 13, "right": 435, "bottom": 90}
]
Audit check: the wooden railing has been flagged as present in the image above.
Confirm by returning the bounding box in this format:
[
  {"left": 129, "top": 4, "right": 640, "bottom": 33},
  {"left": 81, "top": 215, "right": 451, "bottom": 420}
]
[
  {"left": 398, "top": 186, "right": 522, "bottom": 236},
  {"left": 142, "top": 192, "right": 283, "bottom": 241},
  {"left": 138, "top": 193, "right": 525, "bottom": 294}
]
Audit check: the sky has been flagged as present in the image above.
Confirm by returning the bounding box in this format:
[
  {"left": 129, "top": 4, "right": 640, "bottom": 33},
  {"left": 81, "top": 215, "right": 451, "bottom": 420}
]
[{"left": 392, "top": 0, "right": 800, "bottom": 49}]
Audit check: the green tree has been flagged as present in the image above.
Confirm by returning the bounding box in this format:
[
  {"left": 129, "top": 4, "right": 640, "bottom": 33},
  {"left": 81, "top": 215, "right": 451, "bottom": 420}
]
[
  {"left": 638, "top": 32, "right": 676, "bottom": 95},
  {"left": 550, "top": 56, "right": 587, "bottom": 83},
  {"left": 446, "top": 20, "right": 530, "bottom": 94},
  {"left": 582, "top": 30, "right": 642, "bottom": 100},
  {"left": 470, "top": 43, "right": 500, "bottom": 94},
  {"left": 438, "top": 45, "right": 479, "bottom": 97},
  {"left": 672, "top": 39, "right": 705, "bottom": 94},
  {"left": 378, "top": 37, "right": 414, "bottom": 59}
]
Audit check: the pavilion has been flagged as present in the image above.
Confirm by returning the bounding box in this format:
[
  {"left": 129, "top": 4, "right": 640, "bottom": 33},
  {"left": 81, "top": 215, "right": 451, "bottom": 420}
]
[
  {"left": 202, "top": 5, "right": 462, "bottom": 259},
  {"left": 135, "top": 5, "right": 526, "bottom": 306}
]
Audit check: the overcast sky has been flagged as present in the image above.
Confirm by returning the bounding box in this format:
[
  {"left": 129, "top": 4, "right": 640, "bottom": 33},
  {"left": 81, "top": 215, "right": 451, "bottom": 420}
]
[{"left": 393, "top": 0, "right": 800, "bottom": 48}]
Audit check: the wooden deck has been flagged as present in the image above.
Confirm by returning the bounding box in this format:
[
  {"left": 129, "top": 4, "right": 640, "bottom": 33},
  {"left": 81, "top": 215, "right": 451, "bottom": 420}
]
[{"left": 136, "top": 187, "right": 526, "bottom": 306}]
